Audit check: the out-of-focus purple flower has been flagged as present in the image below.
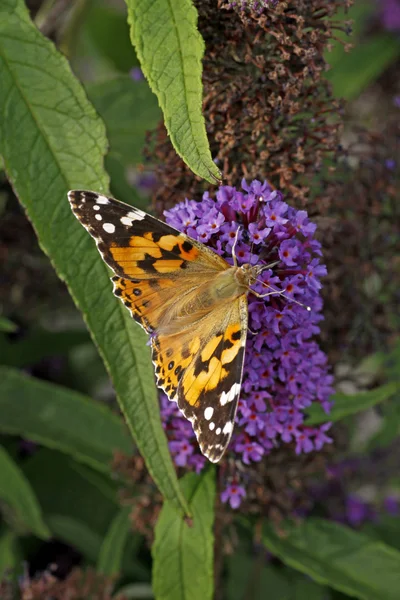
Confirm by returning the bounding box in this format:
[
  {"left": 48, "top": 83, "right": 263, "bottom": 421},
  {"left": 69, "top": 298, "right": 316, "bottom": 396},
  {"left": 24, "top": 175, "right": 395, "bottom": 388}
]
[
  {"left": 162, "top": 180, "right": 334, "bottom": 508},
  {"left": 130, "top": 66, "right": 144, "bottom": 81},
  {"left": 169, "top": 440, "right": 193, "bottom": 467},
  {"left": 384, "top": 495, "right": 399, "bottom": 515},
  {"left": 313, "top": 422, "right": 333, "bottom": 451},
  {"left": 385, "top": 158, "right": 396, "bottom": 170},
  {"left": 380, "top": 0, "right": 400, "bottom": 31},
  {"left": 221, "top": 483, "right": 246, "bottom": 509},
  {"left": 345, "top": 495, "right": 372, "bottom": 527},
  {"left": 394, "top": 95, "right": 400, "bottom": 108}
]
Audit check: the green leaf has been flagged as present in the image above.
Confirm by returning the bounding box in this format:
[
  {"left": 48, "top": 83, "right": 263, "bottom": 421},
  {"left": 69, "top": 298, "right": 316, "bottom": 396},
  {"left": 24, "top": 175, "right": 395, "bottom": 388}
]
[
  {"left": 88, "top": 75, "right": 160, "bottom": 166},
  {"left": 0, "top": 367, "right": 132, "bottom": 473},
  {"left": 226, "top": 553, "right": 329, "bottom": 600},
  {"left": 87, "top": 75, "right": 160, "bottom": 207},
  {"left": 47, "top": 515, "right": 103, "bottom": 563},
  {"left": 0, "top": 529, "right": 19, "bottom": 579},
  {"left": 227, "top": 554, "right": 291, "bottom": 600},
  {"left": 305, "top": 382, "right": 399, "bottom": 426},
  {"left": 327, "top": 34, "right": 400, "bottom": 100},
  {"left": 84, "top": 4, "right": 139, "bottom": 72},
  {"left": 324, "top": 1, "right": 375, "bottom": 70},
  {"left": 23, "top": 449, "right": 119, "bottom": 562},
  {"left": 362, "top": 516, "right": 400, "bottom": 554},
  {"left": 126, "top": 0, "right": 221, "bottom": 183},
  {"left": 98, "top": 506, "right": 132, "bottom": 576},
  {"left": 117, "top": 583, "right": 154, "bottom": 599},
  {"left": 0, "top": 328, "right": 90, "bottom": 368},
  {"left": 367, "top": 400, "right": 400, "bottom": 451},
  {"left": 0, "top": 0, "right": 189, "bottom": 517},
  {"left": 262, "top": 518, "right": 400, "bottom": 600},
  {"left": 0, "top": 317, "right": 17, "bottom": 333},
  {"left": 152, "top": 470, "right": 215, "bottom": 600},
  {"left": 0, "top": 446, "right": 50, "bottom": 539}
]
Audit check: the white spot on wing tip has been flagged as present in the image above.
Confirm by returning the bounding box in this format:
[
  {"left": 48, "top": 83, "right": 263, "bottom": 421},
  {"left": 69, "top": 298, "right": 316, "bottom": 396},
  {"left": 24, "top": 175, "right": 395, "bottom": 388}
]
[
  {"left": 223, "top": 421, "right": 233, "bottom": 435},
  {"left": 103, "top": 223, "right": 115, "bottom": 234},
  {"left": 209, "top": 422, "right": 215, "bottom": 430},
  {"left": 96, "top": 195, "right": 110, "bottom": 205},
  {"left": 95, "top": 214, "right": 102, "bottom": 221},
  {"left": 204, "top": 407, "right": 214, "bottom": 420}
]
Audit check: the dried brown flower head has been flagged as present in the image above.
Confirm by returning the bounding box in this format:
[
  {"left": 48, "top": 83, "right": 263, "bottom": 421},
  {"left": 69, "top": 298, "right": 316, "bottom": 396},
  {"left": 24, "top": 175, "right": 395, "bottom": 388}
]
[
  {"left": 319, "top": 122, "right": 399, "bottom": 359},
  {"left": 112, "top": 452, "right": 163, "bottom": 544},
  {"left": 16, "top": 567, "right": 125, "bottom": 600},
  {"left": 148, "top": 0, "right": 351, "bottom": 213}
]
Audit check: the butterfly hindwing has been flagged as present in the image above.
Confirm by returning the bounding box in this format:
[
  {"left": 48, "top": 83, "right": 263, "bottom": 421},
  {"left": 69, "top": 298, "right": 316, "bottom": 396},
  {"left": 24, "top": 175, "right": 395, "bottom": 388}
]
[{"left": 152, "top": 296, "right": 248, "bottom": 463}]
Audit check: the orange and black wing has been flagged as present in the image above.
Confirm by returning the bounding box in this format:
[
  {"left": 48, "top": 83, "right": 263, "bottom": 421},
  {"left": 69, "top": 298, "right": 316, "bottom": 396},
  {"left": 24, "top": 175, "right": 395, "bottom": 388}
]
[
  {"left": 68, "top": 190, "right": 227, "bottom": 281},
  {"left": 152, "top": 296, "right": 248, "bottom": 463}
]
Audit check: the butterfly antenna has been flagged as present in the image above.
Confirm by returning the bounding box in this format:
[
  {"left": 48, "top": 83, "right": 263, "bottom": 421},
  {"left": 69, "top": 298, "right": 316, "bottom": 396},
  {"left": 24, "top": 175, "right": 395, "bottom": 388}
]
[
  {"left": 231, "top": 226, "right": 241, "bottom": 267},
  {"left": 253, "top": 278, "right": 311, "bottom": 311}
]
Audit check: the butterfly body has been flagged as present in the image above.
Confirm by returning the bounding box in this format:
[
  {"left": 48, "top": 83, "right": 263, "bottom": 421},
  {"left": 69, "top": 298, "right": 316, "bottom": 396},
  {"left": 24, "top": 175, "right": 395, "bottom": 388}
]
[{"left": 68, "top": 190, "right": 260, "bottom": 463}]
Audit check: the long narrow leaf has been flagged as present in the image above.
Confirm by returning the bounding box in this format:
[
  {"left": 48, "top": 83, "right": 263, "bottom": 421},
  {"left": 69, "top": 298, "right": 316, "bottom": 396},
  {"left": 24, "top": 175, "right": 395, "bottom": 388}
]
[
  {"left": 0, "top": 447, "right": 50, "bottom": 539},
  {"left": 306, "top": 382, "right": 399, "bottom": 425},
  {"left": 0, "top": 529, "right": 19, "bottom": 579},
  {"left": 0, "top": 0, "right": 189, "bottom": 516},
  {"left": 152, "top": 470, "right": 215, "bottom": 600},
  {"left": 126, "top": 0, "right": 221, "bottom": 183},
  {"left": 262, "top": 518, "right": 400, "bottom": 600},
  {"left": 0, "top": 367, "right": 132, "bottom": 473},
  {"left": 98, "top": 506, "right": 132, "bottom": 576}
]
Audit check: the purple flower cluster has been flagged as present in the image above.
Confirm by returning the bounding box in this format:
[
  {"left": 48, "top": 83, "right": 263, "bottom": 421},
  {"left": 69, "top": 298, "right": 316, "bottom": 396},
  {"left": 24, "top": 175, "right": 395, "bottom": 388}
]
[
  {"left": 380, "top": 0, "right": 400, "bottom": 31},
  {"left": 161, "top": 180, "right": 334, "bottom": 507}
]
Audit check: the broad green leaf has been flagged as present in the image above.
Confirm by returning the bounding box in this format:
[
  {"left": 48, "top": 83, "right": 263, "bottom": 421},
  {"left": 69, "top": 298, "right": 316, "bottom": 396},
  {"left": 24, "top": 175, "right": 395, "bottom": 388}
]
[
  {"left": 104, "top": 152, "right": 147, "bottom": 209},
  {"left": 88, "top": 75, "right": 160, "bottom": 208},
  {"left": 0, "top": 367, "right": 132, "bottom": 473},
  {"left": 226, "top": 553, "right": 328, "bottom": 600},
  {"left": 47, "top": 515, "right": 103, "bottom": 563},
  {"left": 24, "top": 449, "right": 118, "bottom": 561},
  {"left": 305, "top": 382, "right": 399, "bottom": 426},
  {"left": 366, "top": 389, "right": 400, "bottom": 451},
  {"left": 98, "top": 506, "right": 132, "bottom": 576},
  {"left": 262, "top": 518, "right": 400, "bottom": 600},
  {"left": 0, "top": 529, "right": 19, "bottom": 579},
  {"left": 0, "top": 446, "right": 50, "bottom": 539},
  {"left": 152, "top": 470, "right": 215, "bottom": 600},
  {"left": 84, "top": 4, "right": 139, "bottom": 72},
  {"left": 117, "top": 583, "right": 154, "bottom": 599},
  {"left": 362, "top": 516, "right": 400, "bottom": 554},
  {"left": 0, "top": 317, "right": 17, "bottom": 333},
  {"left": 0, "top": 328, "right": 90, "bottom": 368},
  {"left": 327, "top": 34, "right": 400, "bottom": 100},
  {"left": 0, "top": 0, "right": 189, "bottom": 516},
  {"left": 88, "top": 75, "right": 160, "bottom": 166},
  {"left": 126, "top": 0, "right": 221, "bottom": 183},
  {"left": 324, "top": 1, "right": 375, "bottom": 70},
  {"left": 227, "top": 554, "right": 291, "bottom": 600}
]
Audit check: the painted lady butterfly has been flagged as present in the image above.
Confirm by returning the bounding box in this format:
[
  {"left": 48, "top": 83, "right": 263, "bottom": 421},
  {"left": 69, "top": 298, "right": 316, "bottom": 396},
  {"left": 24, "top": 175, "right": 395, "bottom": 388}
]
[{"left": 68, "top": 190, "right": 271, "bottom": 463}]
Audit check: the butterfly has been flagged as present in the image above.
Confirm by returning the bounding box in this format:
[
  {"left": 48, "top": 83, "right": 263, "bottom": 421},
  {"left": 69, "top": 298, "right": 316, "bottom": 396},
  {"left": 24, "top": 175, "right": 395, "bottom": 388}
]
[{"left": 68, "top": 190, "right": 269, "bottom": 463}]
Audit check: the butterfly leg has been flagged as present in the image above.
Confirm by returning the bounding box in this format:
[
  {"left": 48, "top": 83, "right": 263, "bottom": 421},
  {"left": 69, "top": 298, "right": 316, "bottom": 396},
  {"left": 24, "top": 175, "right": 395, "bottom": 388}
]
[
  {"left": 231, "top": 226, "right": 241, "bottom": 267},
  {"left": 251, "top": 287, "right": 311, "bottom": 310}
]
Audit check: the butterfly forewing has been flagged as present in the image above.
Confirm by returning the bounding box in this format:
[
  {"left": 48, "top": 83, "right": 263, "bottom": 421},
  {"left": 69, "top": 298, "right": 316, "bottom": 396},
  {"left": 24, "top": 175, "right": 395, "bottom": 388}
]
[
  {"left": 68, "top": 190, "right": 248, "bottom": 463},
  {"left": 68, "top": 190, "right": 228, "bottom": 280}
]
